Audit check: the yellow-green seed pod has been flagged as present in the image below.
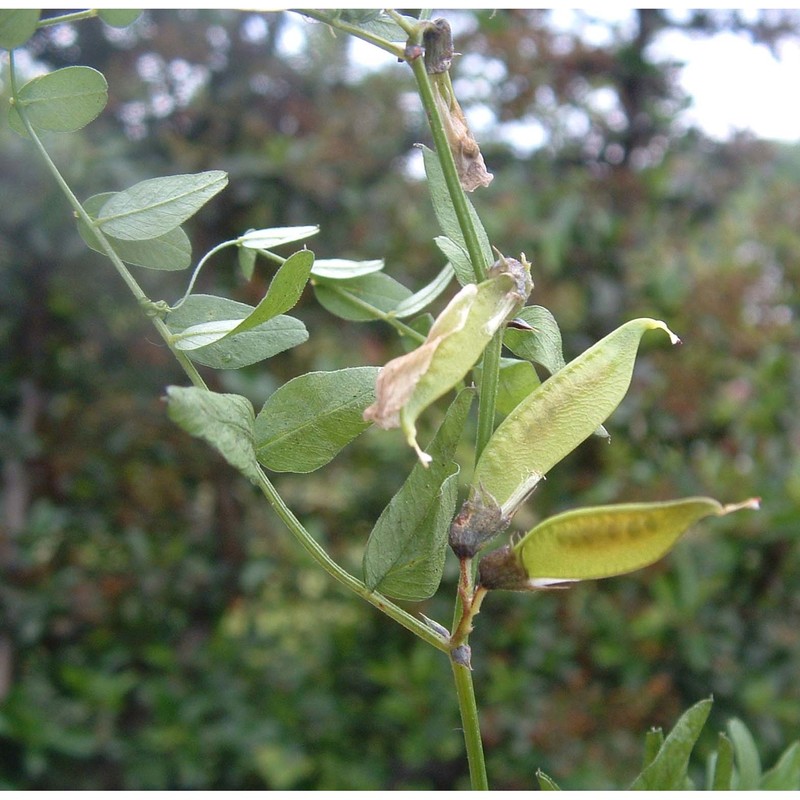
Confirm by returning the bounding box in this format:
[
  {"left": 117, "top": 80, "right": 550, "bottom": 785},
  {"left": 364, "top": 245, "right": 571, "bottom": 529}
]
[
  {"left": 478, "top": 497, "right": 759, "bottom": 590},
  {"left": 473, "top": 318, "right": 680, "bottom": 515}
]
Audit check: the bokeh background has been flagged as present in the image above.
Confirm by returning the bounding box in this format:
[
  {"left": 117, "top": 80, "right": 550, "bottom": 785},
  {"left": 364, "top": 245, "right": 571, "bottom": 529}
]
[{"left": 1, "top": 9, "right": 798, "bottom": 789}]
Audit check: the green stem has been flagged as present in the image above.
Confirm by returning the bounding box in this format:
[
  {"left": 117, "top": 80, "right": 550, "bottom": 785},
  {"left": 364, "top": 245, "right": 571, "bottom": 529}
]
[
  {"left": 408, "top": 49, "right": 500, "bottom": 460},
  {"left": 254, "top": 467, "right": 450, "bottom": 653},
  {"left": 7, "top": 52, "right": 207, "bottom": 391},
  {"left": 312, "top": 281, "right": 427, "bottom": 343},
  {"left": 11, "top": 51, "right": 448, "bottom": 655},
  {"left": 451, "top": 658, "right": 489, "bottom": 790},
  {"left": 409, "top": 57, "right": 487, "bottom": 282},
  {"left": 298, "top": 10, "right": 405, "bottom": 59},
  {"left": 474, "top": 332, "right": 504, "bottom": 459},
  {"left": 384, "top": 9, "right": 417, "bottom": 37},
  {"left": 171, "top": 238, "right": 240, "bottom": 310},
  {"left": 408, "top": 28, "right": 495, "bottom": 789},
  {"left": 37, "top": 9, "right": 98, "bottom": 28}
]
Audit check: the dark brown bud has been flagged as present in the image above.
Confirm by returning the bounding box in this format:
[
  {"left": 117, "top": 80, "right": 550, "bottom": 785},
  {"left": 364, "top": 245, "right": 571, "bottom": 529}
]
[
  {"left": 476, "top": 545, "right": 531, "bottom": 591},
  {"left": 423, "top": 18, "right": 454, "bottom": 74},
  {"left": 449, "top": 485, "right": 511, "bottom": 559}
]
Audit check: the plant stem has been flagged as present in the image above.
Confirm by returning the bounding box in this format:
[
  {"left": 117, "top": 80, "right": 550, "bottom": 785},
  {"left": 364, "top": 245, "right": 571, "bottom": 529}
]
[
  {"left": 451, "top": 658, "right": 489, "bottom": 790},
  {"left": 36, "top": 9, "right": 98, "bottom": 28},
  {"left": 298, "top": 9, "right": 405, "bottom": 59},
  {"left": 408, "top": 26, "right": 497, "bottom": 788},
  {"left": 312, "top": 281, "right": 427, "bottom": 342},
  {"left": 253, "top": 467, "right": 450, "bottom": 653},
  {"left": 474, "top": 332, "right": 504, "bottom": 459},
  {"left": 7, "top": 52, "right": 207, "bottom": 390},
  {"left": 407, "top": 48, "right": 502, "bottom": 460},
  {"left": 409, "top": 56, "right": 487, "bottom": 283}
]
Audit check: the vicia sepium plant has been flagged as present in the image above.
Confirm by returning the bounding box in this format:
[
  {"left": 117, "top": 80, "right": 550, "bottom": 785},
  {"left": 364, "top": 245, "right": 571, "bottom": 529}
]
[{"left": 3, "top": 8, "right": 764, "bottom": 790}]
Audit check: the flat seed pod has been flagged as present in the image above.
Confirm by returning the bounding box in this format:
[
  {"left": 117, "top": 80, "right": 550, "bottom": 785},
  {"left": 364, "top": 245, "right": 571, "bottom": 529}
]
[
  {"left": 478, "top": 497, "right": 759, "bottom": 590},
  {"left": 472, "top": 318, "right": 680, "bottom": 516}
]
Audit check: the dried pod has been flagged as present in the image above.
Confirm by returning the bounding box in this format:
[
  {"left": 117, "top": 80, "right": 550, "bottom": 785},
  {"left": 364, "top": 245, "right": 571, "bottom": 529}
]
[{"left": 364, "top": 272, "right": 520, "bottom": 463}]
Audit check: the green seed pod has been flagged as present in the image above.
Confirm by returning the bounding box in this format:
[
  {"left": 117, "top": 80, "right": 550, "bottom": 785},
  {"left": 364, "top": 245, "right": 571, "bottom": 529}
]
[
  {"left": 472, "top": 318, "right": 680, "bottom": 516},
  {"left": 478, "top": 497, "right": 759, "bottom": 590}
]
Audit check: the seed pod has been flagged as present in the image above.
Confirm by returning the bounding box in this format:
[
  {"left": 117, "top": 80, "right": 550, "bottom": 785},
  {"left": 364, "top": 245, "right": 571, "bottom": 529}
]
[
  {"left": 478, "top": 497, "right": 759, "bottom": 590},
  {"left": 472, "top": 318, "right": 680, "bottom": 516}
]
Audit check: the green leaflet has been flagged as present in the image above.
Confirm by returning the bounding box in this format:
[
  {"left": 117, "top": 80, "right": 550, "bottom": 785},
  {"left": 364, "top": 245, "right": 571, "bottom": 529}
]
[
  {"left": 254, "top": 367, "right": 380, "bottom": 473},
  {"left": 98, "top": 10, "right": 142, "bottom": 27},
  {"left": 166, "top": 294, "right": 307, "bottom": 369},
  {"left": 709, "top": 733, "right": 735, "bottom": 790},
  {"left": 727, "top": 718, "right": 762, "bottom": 790},
  {"left": 421, "top": 145, "right": 493, "bottom": 278},
  {"left": 363, "top": 389, "right": 473, "bottom": 601},
  {"left": 238, "top": 245, "right": 257, "bottom": 280},
  {"left": 78, "top": 193, "right": 192, "bottom": 271},
  {"left": 313, "top": 271, "right": 412, "bottom": 321},
  {"left": 0, "top": 9, "right": 40, "bottom": 49},
  {"left": 515, "top": 497, "right": 760, "bottom": 586},
  {"left": 643, "top": 728, "right": 666, "bottom": 771},
  {"left": 503, "top": 304, "right": 566, "bottom": 375},
  {"left": 238, "top": 226, "right": 319, "bottom": 250},
  {"left": 9, "top": 66, "right": 108, "bottom": 137},
  {"left": 473, "top": 318, "right": 680, "bottom": 516},
  {"left": 363, "top": 272, "right": 520, "bottom": 464},
  {"left": 310, "top": 258, "right": 384, "bottom": 280},
  {"left": 393, "top": 262, "right": 455, "bottom": 319},
  {"left": 535, "top": 770, "right": 561, "bottom": 791},
  {"left": 630, "top": 698, "right": 713, "bottom": 790},
  {"left": 229, "top": 250, "right": 314, "bottom": 334},
  {"left": 95, "top": 171, "right": 228, "bottom": 241},
  {"left": 761, "top": 742, "right": 800, "bottom": 790},
  {"left": 434, "top": 235, "right": 474, "bottom": 287},
  {"left": 165, "top": 386, "right": 261, "bottom": 485}
]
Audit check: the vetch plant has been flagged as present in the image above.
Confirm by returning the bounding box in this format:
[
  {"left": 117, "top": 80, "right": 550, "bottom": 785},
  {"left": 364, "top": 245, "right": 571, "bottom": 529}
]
[{"left": 4, "top": 8, "right": 793, "bottom": 790}]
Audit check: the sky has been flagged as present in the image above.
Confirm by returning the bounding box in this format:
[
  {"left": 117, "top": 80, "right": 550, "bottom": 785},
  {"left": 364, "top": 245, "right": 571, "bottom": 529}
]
[
  {"left": 333, "top": 8, "right": 800, "bottom": 146},
  {"left": 546, "top": 8, "right": 800, "bottom": 143},
  {"left": 652, "top": 27, "right": 800, "bottom": 141}
]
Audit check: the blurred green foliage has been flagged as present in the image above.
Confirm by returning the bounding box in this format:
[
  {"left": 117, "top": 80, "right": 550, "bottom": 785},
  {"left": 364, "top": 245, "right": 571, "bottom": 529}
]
[{"left": 1, "top": 9, "right": 798, "bottom": 789}]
